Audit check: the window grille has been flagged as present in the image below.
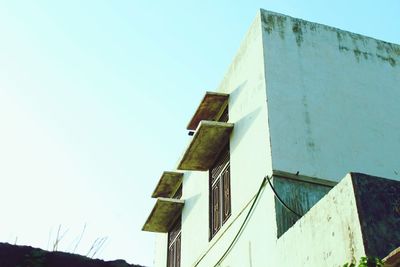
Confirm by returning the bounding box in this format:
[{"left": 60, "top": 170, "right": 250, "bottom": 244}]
[
  {"left": 167, "top": 218, "right": 181, "bottom": 267},
  {"left": 210, "top": 145, "right": 231, "bottom": 239}
]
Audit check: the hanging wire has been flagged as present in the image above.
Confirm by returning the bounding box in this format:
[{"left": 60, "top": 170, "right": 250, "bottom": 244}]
[
  {"left": 212, "top": 175, "right": 303, "bottom": 266},
  {"left": 213, "top": 176, "right": 267, "bottom": 267},
  {"left": 266, "top": 175, "right": 302, "bottom": 218}
]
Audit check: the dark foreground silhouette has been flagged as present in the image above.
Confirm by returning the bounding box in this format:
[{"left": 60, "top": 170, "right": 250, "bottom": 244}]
[{"left": 0, "top": 242, "right": 145, "bottom": 267}]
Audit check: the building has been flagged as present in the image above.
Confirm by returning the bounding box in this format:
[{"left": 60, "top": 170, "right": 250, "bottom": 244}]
[{"left": 142, "top": 9, "right": 400, "bottom": 267}]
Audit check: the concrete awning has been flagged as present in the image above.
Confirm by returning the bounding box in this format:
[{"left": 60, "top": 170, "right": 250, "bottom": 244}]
[
  {"left": 187, "top": 92, "right": 229, "bottom": 130},
  {"left": 178, "top": 121, "right": 234, "bottom": 171},
  {"left": 142, "top": 198, "right": 184, "bottom": 233},
  {"left": 151, "top": 171, "right": 183, "bottom": 198}
]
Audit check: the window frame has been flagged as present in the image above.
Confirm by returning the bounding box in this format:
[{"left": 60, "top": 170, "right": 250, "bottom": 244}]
[
  {"left": 166, "top": 182, "right": 183, "bottom": 267},
  {"left": 209, "top": 146, "right": 231, "bottom": 240},
  {"left": 167, "top": 217, "right": 181, "bottom": 267}
]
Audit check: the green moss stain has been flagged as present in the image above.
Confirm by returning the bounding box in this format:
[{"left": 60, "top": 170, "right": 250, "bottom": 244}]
[
  {"left": 362, "top": 51, "right": 371, "bottom": 60},
  {"left": 335, "top": 29, "right": 399, "bottom": 67},
  {"left": 292, "top": 20, "right": 304, "bottom": 46},
  {"left": 261, "top": 13, "right": 275, "bottom": 34},
  {"left": 336, "top": 32, "right": 344, "bottom": 43},
  {"left": 351, "top": 49, "right": 371, "bottom": 62},
  {"left": 261, "top": 13, "right": 287, "bottom": 40},
  {"left": 261, "top": 12, "right": 316, "bottom": 46},
  {"left": 376, "top": 41, "right": 400, "bottom": 56},
  {"left": 341, "top": 44, "right": 397, "bottom": 66},
  {"left": 376, "top": 42, "right": 386, "bottom": 52},
  {"left": 374, "top": 40, "right": 399, "bottom": 67},
  {"left": 349, "top": 33, "right": 363, "bottom": 44},
  {"left": 261, "top": 10, "right": 400, "bottom": 68},
  {"left": 276, "top": 16, "right": 287, "bottom": 39},
  {"left": 353, "top": 48, "right": 361, "bottom": 61},
  {"left": 394, "top": 47, "right": 400, "bottom": 56},
  {"left": 377, "top": 55, "right": 397, "bottom": 67}
]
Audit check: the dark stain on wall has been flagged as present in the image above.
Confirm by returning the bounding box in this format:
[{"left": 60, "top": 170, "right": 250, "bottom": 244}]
[
  {"left": 291, "top": 20, "right": 304, "bottom": 47},
  {"left": 351, "top": 173, "right": 400, "bottom": 259},
  {"left": 260, "top": 10, "right": 399, "bottom": 67}
]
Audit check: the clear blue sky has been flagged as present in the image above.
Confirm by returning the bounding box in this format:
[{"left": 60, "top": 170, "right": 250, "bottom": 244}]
[{"left": 0, "top": 1, "right": 398, "bottom": 266}]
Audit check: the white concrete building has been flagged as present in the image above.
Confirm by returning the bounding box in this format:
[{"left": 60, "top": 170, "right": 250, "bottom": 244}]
[{"left": 143, "top": 9, "right": 400, "bottom": 267}]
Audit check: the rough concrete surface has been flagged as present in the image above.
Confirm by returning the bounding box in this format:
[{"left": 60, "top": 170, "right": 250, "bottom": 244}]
[{"left": 351, "top": 173, "right": 400, "bottom": 259}]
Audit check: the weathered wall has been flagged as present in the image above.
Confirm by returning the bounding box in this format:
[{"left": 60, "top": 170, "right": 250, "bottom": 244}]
[
  {"left": 153, "top": 9, "right": 400, "bottom": 267},
  {"left": 276, "top": 174, "right": 366, "bottom": 266},
  {"left": 261, "top": 10, "right": 400, "bottom": 182}
]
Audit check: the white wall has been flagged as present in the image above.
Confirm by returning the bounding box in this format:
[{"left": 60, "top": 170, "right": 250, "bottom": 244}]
[
  {"left": 261, "top": 10, "right": 400, "bottom": 182},
  {"left": 180, "top": 11, "right": 274, "bottom": 267},
  {"left": 157, "top": 10, "right": 275, "bottom": 267},
  {"left": 154, "top": 233, "right": 168, "bottom": 267}
]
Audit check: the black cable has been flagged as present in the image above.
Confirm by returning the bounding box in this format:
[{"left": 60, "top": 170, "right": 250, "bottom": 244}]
[
  {"left": 213, "top": 176, "right": 267, "bottom": 267},
  {"left": 208, "top": 175, "right": 302, "bottom": 266},
  {"left": 266, "top": 175, "right": 302, "bottom": 218}
]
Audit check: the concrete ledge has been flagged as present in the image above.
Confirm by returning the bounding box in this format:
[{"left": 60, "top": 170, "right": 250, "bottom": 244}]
[
  {"left": 273, "top": 170, "right": 337, "bottom": 187},
  {"left": 178, "top": 121, "right": 234, "bottom": 171},
  {"left": 151, "top": 171, "right": 183, "bottom": 198},
  {"left": 186, "top": 92, "right": 229, "bottom": 130},
  {"left": 142, "top": 198, "right": 184, "bottom": 233},
  {"left": 384, "top": 246, "right": 400, "bottom": 267}
]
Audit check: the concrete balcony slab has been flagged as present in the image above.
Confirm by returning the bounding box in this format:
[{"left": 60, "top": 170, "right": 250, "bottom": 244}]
[
  {"left": 142, "top": 198, "right": 184, "bottom": 233},
  {"left": 178, "top": 121, "right": 233, "bottom": 171}
]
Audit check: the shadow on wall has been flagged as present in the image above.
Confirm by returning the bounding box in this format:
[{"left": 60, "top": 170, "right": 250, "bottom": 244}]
[
  {"left": 231, "top": 106, "right": 262, "bottom": 156},
  {"left": 183, "top": 192, "right": 202, "bottom": 217},
  {"left": 228, "top": 80, "right": 247, "bottom": 108}
]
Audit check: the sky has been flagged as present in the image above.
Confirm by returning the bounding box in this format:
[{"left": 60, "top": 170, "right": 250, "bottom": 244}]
[{"left": 0, "top": 1, "right": 399, "bottom": 266}]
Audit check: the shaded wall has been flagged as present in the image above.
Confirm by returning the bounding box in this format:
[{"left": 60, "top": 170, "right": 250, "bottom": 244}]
[{"left": 352, "top": 173, "right": 400, "bottom": 258}]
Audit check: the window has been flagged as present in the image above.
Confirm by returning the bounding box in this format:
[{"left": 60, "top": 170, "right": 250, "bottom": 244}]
[
  {"left": 209, "top": 105, "right": 231, "bottom": 239},
  {"left": 166, "top": 180, "right": 182, "bottom": 267},
  {"left": 167, "top": 217, "right": 181, "bottom": 267},
  {"left": 209, "top": 145, "right": 231, "bottom": 239}
]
